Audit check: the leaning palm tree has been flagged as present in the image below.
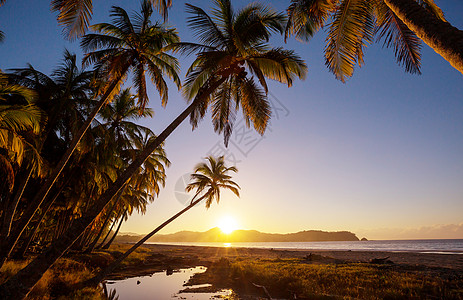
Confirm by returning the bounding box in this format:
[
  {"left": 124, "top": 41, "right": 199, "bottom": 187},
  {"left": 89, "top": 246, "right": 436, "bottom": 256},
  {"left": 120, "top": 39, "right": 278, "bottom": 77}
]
[
  {"left": 0, "top": 0, "right": 181, "bottom": 269},
  {"left": 87, "top": 155, "right": 239, "bottom": 285},
  {"left": 285, "top": 0, "right": 463, "bottom": 80},
  {"left": 0, "top": 1, "right": 305, "bottom": 297}
]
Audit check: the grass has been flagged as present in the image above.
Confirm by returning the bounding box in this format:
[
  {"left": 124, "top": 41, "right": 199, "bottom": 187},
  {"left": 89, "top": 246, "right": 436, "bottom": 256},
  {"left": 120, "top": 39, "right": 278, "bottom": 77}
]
[
  {"left": 0, "top": 258, "right": 105, "bottom": 300},
  {"left": 0, "top": 244, "right": 156, "bottom": 299},
  {"left": 189, "top": 257, "right": 463, "bottom": 299}
]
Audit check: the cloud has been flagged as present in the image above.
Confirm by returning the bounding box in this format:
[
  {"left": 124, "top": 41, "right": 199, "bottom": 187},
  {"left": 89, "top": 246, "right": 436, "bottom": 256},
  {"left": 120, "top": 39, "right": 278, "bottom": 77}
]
[{"left": 356, "top": 223, "right": 463, "bottom": 240}]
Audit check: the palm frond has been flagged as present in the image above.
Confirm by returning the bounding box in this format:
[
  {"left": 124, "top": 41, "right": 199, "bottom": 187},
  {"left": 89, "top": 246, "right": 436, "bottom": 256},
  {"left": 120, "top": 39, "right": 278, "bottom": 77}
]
[
  {"left": 185, "top": 3, "right": 227, "bottom": 47},
  {"left": 166, "top": 42, "right": 217, "bottom": 56},
  {"left": 325, "top": 0, "right": 375, "bottom": 82},
  {"left": 149, "top": 0, "right": 173, "bottom": 20},
  {"left": 285, "top": 0, "right": 335, "bottom": 42},
  {"left": 375, "top": 2, "right": 421, "bottom": 74},
  {"left": 211, "top": 79, "right": 238, "bottom": 146},
  {"left": 234, "top": 3, "right": 286, "bottom": 52},
  {"left": 109, "top": 6, "right": 135, "bottom": 35},
  {"left": 239, "top": 77, "right": 270, "bottom": 135},
  {"left": 51, "top": 0, "right": 93, "bottom": 40}
]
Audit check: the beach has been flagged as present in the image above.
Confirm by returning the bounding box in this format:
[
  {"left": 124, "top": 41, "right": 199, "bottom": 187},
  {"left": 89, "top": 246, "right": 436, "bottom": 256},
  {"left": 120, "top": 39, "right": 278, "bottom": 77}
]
[
  {"left": 104, "top": 243, "right": 463, "bottom": 299},
  {"left": 108, "top": 243, "right": 463, "bottom": 277}
]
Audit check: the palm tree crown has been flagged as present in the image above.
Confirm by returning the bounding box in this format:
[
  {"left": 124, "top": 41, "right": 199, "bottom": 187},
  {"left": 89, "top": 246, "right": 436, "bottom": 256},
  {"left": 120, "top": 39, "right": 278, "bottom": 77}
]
[
  {"left": 285, "top": 0, "right": 446, "bottom": 82},
  {"left": 186, "top": 155, "right": 239, "bottom": 209},
  {"left": 174, "top": 0, "right": 307, "bottom": 145},
  {"left": 81, "top": 0, "right": 181, "bottom": 110}
]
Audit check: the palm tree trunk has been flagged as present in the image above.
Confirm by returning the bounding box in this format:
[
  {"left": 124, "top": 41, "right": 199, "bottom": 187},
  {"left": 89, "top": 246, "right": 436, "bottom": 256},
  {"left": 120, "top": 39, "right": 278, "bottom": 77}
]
[
  {"left": 96, "top": 213, "right": 119, "bottom": 249},
  {"left": 89, "top": 194, "right": 206, "bottom": 285},
  {"left": 0, "top": 170, "right": 32, "bottom": 248},
  {"left": 0, "top": 73, "right": 126, "bottom": 266},
  {"left": 15, "top": 168, "right": 75, "bottom": 258},
  {"left": 101, "top": 212, "right": 125, "bottom": 250},
  {"left": 383, "top": 0, "right": 463, "bottom": 75},
  {"left": 85, "top": 187, "right": 125, "bottom": 253},
  {"left": 0, "top": 77, "right": 225, "bottom": 300}
]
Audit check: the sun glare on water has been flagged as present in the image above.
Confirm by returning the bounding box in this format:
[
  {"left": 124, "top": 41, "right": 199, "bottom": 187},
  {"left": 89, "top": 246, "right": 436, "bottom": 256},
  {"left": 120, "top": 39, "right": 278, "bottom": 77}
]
[{"left": 218, "top": 216, "right": 238, "bottom": 234}]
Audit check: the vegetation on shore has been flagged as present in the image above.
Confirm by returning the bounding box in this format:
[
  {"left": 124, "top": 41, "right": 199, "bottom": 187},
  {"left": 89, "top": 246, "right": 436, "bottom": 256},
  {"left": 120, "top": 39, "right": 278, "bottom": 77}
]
[
  {"left": 187, "top": 257, "right": 463, "bottom": 299},
  {"left": 3, "top": 243, "right": 463, "bottom": 299}
]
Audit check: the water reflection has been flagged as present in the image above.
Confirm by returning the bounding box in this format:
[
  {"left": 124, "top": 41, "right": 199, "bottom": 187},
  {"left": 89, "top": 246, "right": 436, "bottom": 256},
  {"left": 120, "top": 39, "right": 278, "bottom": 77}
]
[{"left": 105, "top": 266, "right": 231, "bottom": 299}]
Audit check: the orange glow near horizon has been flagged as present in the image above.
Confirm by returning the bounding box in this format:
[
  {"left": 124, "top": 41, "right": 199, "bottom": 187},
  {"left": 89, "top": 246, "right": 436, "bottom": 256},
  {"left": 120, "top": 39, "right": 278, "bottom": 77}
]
[{"left": 218, "top": 216, "right": 238, "bottom": 234}]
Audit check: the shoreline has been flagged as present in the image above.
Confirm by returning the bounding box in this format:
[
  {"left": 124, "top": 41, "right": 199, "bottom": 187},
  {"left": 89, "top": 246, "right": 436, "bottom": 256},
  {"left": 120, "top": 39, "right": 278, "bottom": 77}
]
[
  {"left": 104, "top": 243, "right": 463, "bottom": 299},
  {"left": 107, "top": 243, "right": 463, "bottom": 280}
]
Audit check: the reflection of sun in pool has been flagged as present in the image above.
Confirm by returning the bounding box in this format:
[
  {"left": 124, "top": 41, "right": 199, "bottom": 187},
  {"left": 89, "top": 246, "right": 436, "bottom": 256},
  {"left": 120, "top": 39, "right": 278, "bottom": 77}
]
[{"left": 218, "top": 216, "right": 238, "bottom": 234}]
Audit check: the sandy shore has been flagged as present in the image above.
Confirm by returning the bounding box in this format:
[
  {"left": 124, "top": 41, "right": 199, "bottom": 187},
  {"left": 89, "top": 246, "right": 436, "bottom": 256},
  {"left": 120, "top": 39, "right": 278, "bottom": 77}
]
[{"left": 108, "top": 243, "right": 463, "bottom": 280}]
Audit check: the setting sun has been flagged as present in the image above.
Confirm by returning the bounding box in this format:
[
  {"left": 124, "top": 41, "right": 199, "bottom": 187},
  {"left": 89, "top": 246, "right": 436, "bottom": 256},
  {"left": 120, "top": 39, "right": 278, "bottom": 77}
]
[{"left": 218, "top": 216, "right": 238, "bottom": 234}]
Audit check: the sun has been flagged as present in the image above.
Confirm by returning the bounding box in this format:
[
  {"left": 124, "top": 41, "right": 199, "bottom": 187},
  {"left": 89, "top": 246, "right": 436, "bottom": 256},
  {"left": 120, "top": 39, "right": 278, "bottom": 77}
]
[{"left": 218, "top": 216, "right": 238, "bottom": 234}]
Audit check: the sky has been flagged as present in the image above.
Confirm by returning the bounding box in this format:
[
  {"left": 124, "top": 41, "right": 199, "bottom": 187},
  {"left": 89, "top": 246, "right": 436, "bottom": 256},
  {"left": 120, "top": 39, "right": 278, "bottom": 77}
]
[{"left": 1, "top": 0, "right": 462, "bottom": 240}]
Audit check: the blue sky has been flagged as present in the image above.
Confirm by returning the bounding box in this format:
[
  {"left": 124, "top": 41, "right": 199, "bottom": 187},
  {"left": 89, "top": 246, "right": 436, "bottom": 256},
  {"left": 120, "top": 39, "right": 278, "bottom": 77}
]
[{"left": 1, "top": 0, "right": 462, "bottom": 239}]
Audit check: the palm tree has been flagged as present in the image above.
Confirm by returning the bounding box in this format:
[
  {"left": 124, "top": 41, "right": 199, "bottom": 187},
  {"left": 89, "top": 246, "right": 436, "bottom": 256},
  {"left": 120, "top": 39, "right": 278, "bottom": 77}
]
[
  {"left": 87, "top": 155, "right": 239, "bottom": 285},
  {"left": 0, "top": 52, "right": 94, "bottom": 267},
  {"left": 51, "top": 0, "right": 173, "bottom": 39},
  {"left": 0, "top": 0, "right": 181, "bottom": 268},
  {"left": 84, "top": 90, "right": 169, "bottom": 253},
  {"left": 285, "top": 0, "right": 463, "bottom": 80},
  {"left": 0, "top": 72, "right": 44, "bottom": 248},
  {"left": 382, "top": 0, "right": 463, "bottom": 75},
  {"left": 0, "top": 1, "right": 305, "bottom": 297}
]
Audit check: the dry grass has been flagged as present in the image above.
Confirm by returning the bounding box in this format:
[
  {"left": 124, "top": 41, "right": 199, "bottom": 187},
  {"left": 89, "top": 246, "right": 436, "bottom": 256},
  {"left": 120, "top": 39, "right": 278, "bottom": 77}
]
[
  {"left": 0, "top": 258, "right": 104, "bottom": 300},
  {"left": 190, "top": 257, "right": 463, "bottom": 299}
]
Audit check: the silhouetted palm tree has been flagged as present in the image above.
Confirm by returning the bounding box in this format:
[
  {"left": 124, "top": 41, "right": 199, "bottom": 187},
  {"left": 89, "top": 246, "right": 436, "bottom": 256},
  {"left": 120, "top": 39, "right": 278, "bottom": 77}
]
[
  {"left": 285, "top": 0, "right": 463, "bottom": 80},
  {"left": 0, "top": 1, "right": 181, "bottom": 268},
  {"left": 88, "top": 155, "right": 239, "bottom": 285}
]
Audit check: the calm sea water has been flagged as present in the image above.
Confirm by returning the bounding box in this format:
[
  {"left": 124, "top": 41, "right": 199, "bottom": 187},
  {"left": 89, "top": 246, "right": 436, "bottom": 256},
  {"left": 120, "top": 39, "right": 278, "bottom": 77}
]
[{"left": 148, "top": 239, "right": 463, "bottom": 254}]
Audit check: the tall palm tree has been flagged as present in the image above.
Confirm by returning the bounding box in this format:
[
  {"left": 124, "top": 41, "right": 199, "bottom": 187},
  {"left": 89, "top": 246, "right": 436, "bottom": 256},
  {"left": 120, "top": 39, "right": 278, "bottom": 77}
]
[
  {"left": 0, "top": 73, "right": 42, "bottom": 182},
  {"left": 285, "top": 0, "right": 463, "bottom": 81},
  {"left": 51, "top": 0, "right": 173, "bottom": 39},
  {"left": 0, "top": 0, "right": 181, "bottom": 269},
  {"left": 85, "top": 90, "right": 169, "bottom": 253},
  {"left": 0, "top": 72, "right": 44, "bottom": 248},
  {"left": 88, "top": 155, "right": 239, "bottom": 285},
  {"left": 0, "top": 1, "right": 305, "bottom": 297},
  {"left": 0, "top": 52, "right": 94, "bottom": 267}
]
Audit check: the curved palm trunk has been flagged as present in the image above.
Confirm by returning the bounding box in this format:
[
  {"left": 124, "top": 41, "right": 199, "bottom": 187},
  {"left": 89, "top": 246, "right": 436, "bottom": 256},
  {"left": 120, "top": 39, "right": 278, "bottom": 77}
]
[
  {"left": 89, "top": 194, "right": 206, "bottom": 286},
  {"left": 0, "top": 77, "right": 225, "bottom": 300},
  {"left": 383, "top": 0, "right": 463, "bottom": 75},
  {"left": 97, "top": 209, "right": 121, "bottom": 249},
  {"left": 101, "top": 212, "right": 125, "bottom": 250},
  {"left": 0, "top": 71, "right": 126, "bottom": 267},
  {"left": 85, "top": 187, "right": 126, "bottom": 253},
  {"left": 0, "top": 170, "right": 32, "bottom": 245}
]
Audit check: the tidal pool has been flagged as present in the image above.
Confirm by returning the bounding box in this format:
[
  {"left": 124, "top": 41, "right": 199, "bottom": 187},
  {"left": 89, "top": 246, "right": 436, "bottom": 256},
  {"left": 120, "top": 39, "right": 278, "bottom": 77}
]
[{"left": 104, "top": 266, "right": 232, "bottom": 299}]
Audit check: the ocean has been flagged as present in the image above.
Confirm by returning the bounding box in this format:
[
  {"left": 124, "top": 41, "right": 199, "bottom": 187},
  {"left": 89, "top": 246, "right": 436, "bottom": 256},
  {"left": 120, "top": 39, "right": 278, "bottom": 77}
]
[{"left": 147, "top": 239, "right": 463, "bottom": 254}]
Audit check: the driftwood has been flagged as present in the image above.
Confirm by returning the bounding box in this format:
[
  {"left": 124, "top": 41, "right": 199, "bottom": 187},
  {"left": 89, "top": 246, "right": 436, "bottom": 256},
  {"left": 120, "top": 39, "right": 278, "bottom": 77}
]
[{"left": 252, "top": 283, "right": 273, "bottom": 299}]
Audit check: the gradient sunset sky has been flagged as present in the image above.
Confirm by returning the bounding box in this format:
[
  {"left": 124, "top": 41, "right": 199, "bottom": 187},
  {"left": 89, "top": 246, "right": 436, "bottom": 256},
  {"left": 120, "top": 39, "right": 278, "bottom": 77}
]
[{"left": 1, "top": 0, "right": 462, "bottom": 240}]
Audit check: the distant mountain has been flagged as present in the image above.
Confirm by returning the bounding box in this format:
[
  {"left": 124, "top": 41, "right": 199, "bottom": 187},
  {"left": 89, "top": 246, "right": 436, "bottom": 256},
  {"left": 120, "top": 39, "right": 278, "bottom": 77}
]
[{"left": 116, "top": 228, "right": 359, "bottom": 243}]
